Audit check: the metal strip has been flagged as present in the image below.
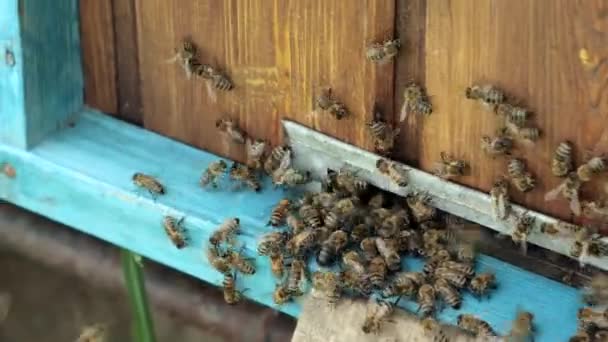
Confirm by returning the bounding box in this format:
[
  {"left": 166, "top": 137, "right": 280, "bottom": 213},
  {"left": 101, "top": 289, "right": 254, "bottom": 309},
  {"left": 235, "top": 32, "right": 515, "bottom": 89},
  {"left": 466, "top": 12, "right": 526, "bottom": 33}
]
[{"left": 282, "top": 119, "right": 608, "bottom": 271}]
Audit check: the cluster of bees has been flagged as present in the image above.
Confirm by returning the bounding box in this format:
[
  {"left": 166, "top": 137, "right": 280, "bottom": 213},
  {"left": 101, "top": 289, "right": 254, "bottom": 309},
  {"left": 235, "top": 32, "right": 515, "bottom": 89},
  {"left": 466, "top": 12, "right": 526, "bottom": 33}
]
[{"left": 573, "top": 274, "right": 608, "bottom": 341}]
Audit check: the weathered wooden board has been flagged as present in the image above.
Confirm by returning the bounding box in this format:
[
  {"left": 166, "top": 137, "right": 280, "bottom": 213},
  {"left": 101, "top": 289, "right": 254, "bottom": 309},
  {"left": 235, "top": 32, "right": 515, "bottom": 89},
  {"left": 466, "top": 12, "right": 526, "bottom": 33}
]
[
  {"left": 134, "top": 0, "right": 395, "bottom": 162},
  {"left": 415, "top": 0, "right": 608, "bottom": 222}
]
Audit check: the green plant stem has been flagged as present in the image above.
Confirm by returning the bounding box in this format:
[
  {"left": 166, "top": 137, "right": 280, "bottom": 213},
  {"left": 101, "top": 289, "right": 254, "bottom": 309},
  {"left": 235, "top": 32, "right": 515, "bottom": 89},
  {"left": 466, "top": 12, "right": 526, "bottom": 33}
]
[{"left": 121, "top": 249, "right": 156, "bottom": 342}]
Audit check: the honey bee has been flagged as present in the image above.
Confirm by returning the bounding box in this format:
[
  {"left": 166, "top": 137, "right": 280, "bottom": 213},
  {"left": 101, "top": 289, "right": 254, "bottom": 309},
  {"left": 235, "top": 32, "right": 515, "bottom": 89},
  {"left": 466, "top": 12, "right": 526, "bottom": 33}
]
[
  {"left": 433, "top": 267, "right": 468, "bottom": 289},
  {"left": 287, "top": 259, "right": 308, "bottom": 296},
  {"left": 406, "top": 191, "right": 436, "bottom": 223},
  {"left": 578, "top": 307, "right": 608, "bottom": 330},
  {"left": 422, "top": 250, "right": 452, "bottom": 277},
  {"left": 311, "top": 271, "right": 341, "bottom": 306},
  {"left": 132, "top": 172, "right": 165, "bottom": 196},
  {"left": 200, "top": 160, "right": 228, "bottom": 188},
  {"left": 273, "top": 168, "right": 310, "bottom": 187},
  {"left": 273, "top": 278, "right": 293, "bottom": 306},
  {"left": 215, "top": 118, "right": 246, "bottom": 144},
  {"left": 332, "top": 168, "right": 369, "bottom": 195},
  {"left": 578, "top": 156, "right": 607, "bottom": 182},
  {"left": 206, "top": 245, "right": 231, "bottom": 274},
  {"left": 360, "top": 238, "right": 379, "bottom": 261},
  {"left": 342, "top": 250, "right": 367, "bottom": 274},
  {"left": 257, "top": 231, "right": 288, "bottom": 256},
  {"left": 440, "top": 260, "right": 475, "bottom": 278},
  {"left": 496, "top": 102, "right": 531, "bottom": 128},
  {"left": 583, "top": 274, "right": 608, "bottom": 306},
  {"left": 269, "top": 252, "right": 285, "bottom": 278},
  {"left": 569, "top": 330, "right": 592, "bottom": 342},
  {"left": 340, "top": 269, "right": 373, "bottom": 298},
  {"left": 229, "top": 162, "right": 261, "bottom": 192},
  {"left": 317, "top": 230, "right": 349, "bottom": 266},
  {"left": 511, "top": 212, "right": 534, "bottom": 254},
  {"left": 582, "top": 200, "right": 608, "bottom": 221},
  {"left": 166, "top": 39, "right": 198, "bottom": 79},
  {"left": 368, "top": 256, "right": 388, "bottom": 288},
  {"left": 433, "top": 152, "right": 468, "bottom": 179},
  {"left": 507, "top": 310, "right": 535, "bottom": 341},
  {"left": 481, "top": 134, "right": 513, "bottom": 157},
  {"left": 362, "top": 298, "right": 396, "bottom": 334},
  {"left": 469, "top": 272, "right": 497, "bottom": 297},
  {"left": 223, "top": 272, "right": 244, "bottom": 305},
  {"left": 299, "top": 204, "right": 322, "bottom": 228},
  {"left": 366, "top": 39, "right": 400, "bottom": 64},
  {"left": 376, "top": 158, "right": 408, "bottom": 187},
  {"left": 508, "top": 158, "right": 536, "bottom": 192},
  {"left": 264, "top": 145, "right": 291, "bottom": 175},
  {"left": 544, "top": 172, "right": 582, "bottom": 216},
  {"left": 162, "top": 216, "right": 187, "bottom": 248},
  {"left": 286, "top": 229, "right": 317, "bottom": 257},
  {"left": 465, "top": 84, "right": 505, "bottom": 105},
  {"left": 268, "top": 199, "right": 291, "bottom": 227},
  {"left": 421, "top": 317, "right": 449, "bottom": 342},
  {"left": 490, "top": 178, "right": 511, "bottom": 220},
  {"left": 197, "top": 64, "right": 234, "bottom": 91},
  {"left": 551, "top": 141, "right": 575, "bottom": 177},
  {"left": 381, "top": 271, "right": 425, "bottom": 298},
  {"left": 516, "top": 127, "right": 541, "bottom": 143},
  {"left": 285, "top": 214, "right": 305, "bottom": 235},
  {"left": 245, "top": 138, "right": 267, "bottom": 170},
  {"left": 400, "top": 82, "right": 432, "bottom": 122},
  {"left": 457, "top": 314, "right": 497, "bottom": 337},
  {"left": 595, "top": 330, "right": 608, "bottom": 342},
  {"left": 350, "top": 223, "right": 373, "bottom": 243},
  {"left": 227, "top": 247, "right": 256, "bottom": 275},
  {"left": 209, "top": 218, "right": 240, "bottom": 246},
  {"left": 375, "top": 237, "right": 402, "bottom": 272},
  {"left": 367, "top": 110, "right": 401, "bottom": 156},
  {"left": 433, "top": 277, "right": 461, "bottom": 309},
  {"left": 417, "top": 284, "right": 436, "bottom": 317},
  {"left": 314, "top": 88, "right": 348, "bottom": 120},
  {"left": 76, "top": 323, "right": 107, "bottom": 342}
]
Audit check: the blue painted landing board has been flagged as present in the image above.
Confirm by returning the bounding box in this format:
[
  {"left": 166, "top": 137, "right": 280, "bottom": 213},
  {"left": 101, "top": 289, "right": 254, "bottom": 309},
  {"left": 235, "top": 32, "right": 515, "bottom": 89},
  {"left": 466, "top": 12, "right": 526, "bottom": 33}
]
[{"left": 0, "top": 110, "right": 582, "bottom": 341}]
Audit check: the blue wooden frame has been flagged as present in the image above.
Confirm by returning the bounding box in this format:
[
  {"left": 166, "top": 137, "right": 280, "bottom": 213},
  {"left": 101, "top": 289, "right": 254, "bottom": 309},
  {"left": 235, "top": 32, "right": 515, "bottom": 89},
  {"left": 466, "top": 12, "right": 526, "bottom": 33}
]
[{"left": 0, "top": 2, "right": 584, "bottom": 340}]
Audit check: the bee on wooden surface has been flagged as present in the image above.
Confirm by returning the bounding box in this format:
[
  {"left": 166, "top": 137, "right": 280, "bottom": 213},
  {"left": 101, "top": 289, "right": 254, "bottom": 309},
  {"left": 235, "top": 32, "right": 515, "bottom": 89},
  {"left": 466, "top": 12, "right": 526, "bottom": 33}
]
[
  {"left": 162, "top": 216, "right": 187, "bottom": 248},
  {"left": 317, "top": 230, "right": 349, "bottom": 266},
  {"left": 516, "top": 126, "right": 542, "bottom": 144},
  {"left": 417, "top": 284, "right": 436, "bottom": 317},
  {"left": 433, "top": 267, "right": 468, "bottom": 289},
  {"left": 311, "top": 271, "right": 341, "bottom": 306},
  {"left": 215, "top": 118, "right": 246, "bottom": 144},
  {"left": 577, "top": 156, "right": 607, "bottom": 182},
  {"left": 465, "top": 84, "right": 505, "bottom": 105},
  {"left": 132, "top": 172, "right": 165, "bottom": 196},
  {"left": 257, "top": 231, "right": 288, "bottom": 256},
  {"left": 508, "top": 158, "right": 536, "bottom": 192},
  {"left": 288, "top": 259, "right": 308, "bottom": 296},
  {"left": 406, "top": 191, "right": 436, "bottom": 223},
  {"left": 544, "top": 172, "right": 582, "bottom": 216},
  {"left": 481, "top": 134, "right": 513, "bottom": 157},
  {"left": 433, "top": 277, "right": 461, "bottom": 309},
  {"left": 206, "top": 245, "right": 231, "bottom": 274},
  {"left": 268, "top": 199, "right": 291, "bottom": 227},
  {"left": 166, "top": 39, "right": 198, "bottom": 79},
  {"left": 200, "top": 160, "right": 228, "bottom": 188},
  {"left": 490, "top": 178, "right": 511, "bottom": 221},
  {"left": 273, "top": 278, "right": 293, "bottom": 306},
  {"left": 496, "top": 102, "right": 531, "bottom": 128},
  {"left": 269, "top": 252, "right": 285, "bottom": 278},
  {"left": 223, "top": 272, "right": 244, "bottom": 305},
  {"left": 366, "top": 39, "right": 400, "bottom": 64},
  {"left": 245, "top": 138, "right": 267, "bottom": 170},
  {"left": 469, "top": 272, "right": 497, "bottom": 298},
  {"left": 227, "top": 247, "right": 256, "bottom": 275},
  {"left": 299, "top": 204, "right": 322, "bottom": 228},
  {"left": 76, "top": 323, "right": 107, "bottom": 342},
  {"left": 362, "top": 298, "right": 396, "bottom": 334},
  {"left": 273, "top": 168, "right": 310, "bottom": 187},
  {"left": 286, "top": 229, "right": 317, "bottom": 257},
  {"left": 582, "top": 200, "right": 608, "bottom": 221},
  {"left": 209, "top": 218, "right": 240, "bottom": 246},
  {"left": 264, "top": 145, "right": 291, "bottom": 175},
  {"left": 229, "top": 162, "right": 261, "bottom": 192},
  {"left": 314, "top": 88, "right": 348, "bottom": 120},
  {"left": 400, "top": 82, "right": 432, "bottom": 122},
  {"left": 376, "top": 158, "right": 408, "bottom": 187},
  {"left": 507, "top": 310, "right": 535, "bottom": 341},
  {"left": 551, "top": 141, "right": 574, "bottom": 177},
  {"left": 511, "top": 213, "right": 535, "bottom": 254},
  {"left": 433, "top": 152, "right": 468, "bottom": 179},
  {"left": 375, "top": 237, "right": 402, "bottom": 272},
  {"left": 197, "top": 64, "right": 234, "bottom": 91},
  {"left": 368, "top": 256, "right": 388, "bottom": 288},
  {"left": 421, "top": 317, "right": 449, "bottom": 342},
  {"left": 583, "top": 274, "right": 608, "bottom": 306},
  {"left": 367, "top": 110, "right": 401, "bottom": 156},
  {"left": 457, "top": 314, "right": 497, "bottom": 337}
]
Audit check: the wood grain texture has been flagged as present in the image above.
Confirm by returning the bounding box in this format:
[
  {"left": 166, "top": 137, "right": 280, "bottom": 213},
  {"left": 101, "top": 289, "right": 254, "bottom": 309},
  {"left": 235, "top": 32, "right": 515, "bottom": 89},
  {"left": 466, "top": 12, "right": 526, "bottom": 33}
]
[
  {"left": 135, "top": 0, "right": 395, "bottom": 162},
  {"left": 80, "top": 0, "right": 117, "bottom": 115},
  {"left": 418, "top": 0, "right": 608, "bottom": 222}
]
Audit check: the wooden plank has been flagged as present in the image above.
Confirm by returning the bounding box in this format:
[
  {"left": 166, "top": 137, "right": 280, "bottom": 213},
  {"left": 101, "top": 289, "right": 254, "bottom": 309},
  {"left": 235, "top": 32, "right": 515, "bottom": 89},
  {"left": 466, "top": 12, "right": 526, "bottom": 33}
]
[
  {"left": 112, "top": 0, "right": 142, "bottom": 124},
  {"left": 0, "top": 109, "right": 583, "bottom": 342},
  {"left": 80, "top": 0, "right": 117, "bottom": 115},
  {"left": 422, "top": 0, "right": 608, "bottom": 222},
  {"left": 135, "top": 0, "right": 394, "bottom": 162}
]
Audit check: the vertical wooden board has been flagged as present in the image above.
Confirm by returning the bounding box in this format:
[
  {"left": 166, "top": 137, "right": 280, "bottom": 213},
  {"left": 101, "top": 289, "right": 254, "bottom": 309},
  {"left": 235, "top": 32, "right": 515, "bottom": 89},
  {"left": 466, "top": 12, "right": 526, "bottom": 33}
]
[
  {"left": 135, "top": 0, "right": 394, "bottom": 162},
  {"left": 423, "top": 0, "right": 608, "bottom": 222},
  {"left": 80, "top": 0, "right": 117, "bottom": 115}
]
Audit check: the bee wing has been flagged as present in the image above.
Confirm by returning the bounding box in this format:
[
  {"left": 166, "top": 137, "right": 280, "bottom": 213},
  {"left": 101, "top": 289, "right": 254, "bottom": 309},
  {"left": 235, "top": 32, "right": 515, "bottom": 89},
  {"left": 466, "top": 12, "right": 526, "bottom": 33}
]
[
  {"left": 544, "top": 182, "right": 566, "bottom": 202},
  {"left": 570, "top": 193, "right": 582, "bottom": 216},
  {"left": 278, "top": 149, "right": 292, "bottom": 171},
  {"left": 399, "top": 100, "right": 409, "bottom": 122},
  {"left": 205, "top": 81, "right": 218, "bottom": 103}
]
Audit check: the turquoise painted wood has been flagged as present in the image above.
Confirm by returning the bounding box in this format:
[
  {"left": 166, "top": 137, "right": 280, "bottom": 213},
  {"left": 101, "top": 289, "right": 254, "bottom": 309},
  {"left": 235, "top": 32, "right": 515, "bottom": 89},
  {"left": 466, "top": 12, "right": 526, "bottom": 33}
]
[
  {"left": 0, "top": 0, "right": 82, "bottom": 149},
  {"left": 0, "top": 110, "right": 583, "bottom": 340}
]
